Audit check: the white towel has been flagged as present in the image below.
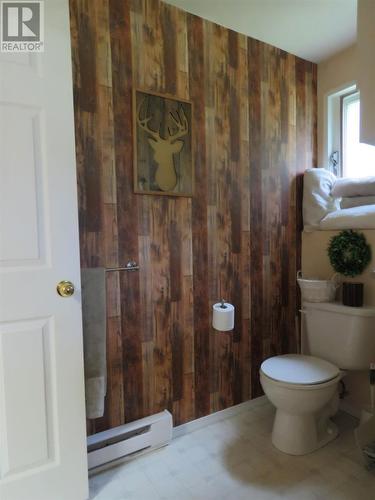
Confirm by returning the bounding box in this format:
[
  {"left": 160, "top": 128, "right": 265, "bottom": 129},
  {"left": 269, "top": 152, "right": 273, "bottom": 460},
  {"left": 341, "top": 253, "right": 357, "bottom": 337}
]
[
  {"left": 85, "top": 377, "right": 106, "bottom": 420},
  {"left": 303, "top": 168, "right": 340, "bottom": 229},
  {"left": 320, "top": 204, "right": 375, "bottom": 230},
  {"left": 332, "top": 176, "right": 375, "bottom": 198},
  {"left": 81, "top": 268, "right": 107, "bottom": 419},
  {"left": 341, "top": 196, "right": 375, "bottom": 209}
]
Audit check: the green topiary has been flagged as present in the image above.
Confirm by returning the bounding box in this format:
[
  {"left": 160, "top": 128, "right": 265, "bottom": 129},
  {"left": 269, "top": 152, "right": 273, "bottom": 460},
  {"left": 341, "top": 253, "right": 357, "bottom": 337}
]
[{"left": 328, "top": 230, "right": 372, "bottom": 278}]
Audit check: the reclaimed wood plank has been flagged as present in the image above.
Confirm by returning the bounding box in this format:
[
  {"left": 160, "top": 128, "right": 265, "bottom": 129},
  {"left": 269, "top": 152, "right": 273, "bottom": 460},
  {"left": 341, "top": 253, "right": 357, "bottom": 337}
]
[
  {"left": 109, "top": 0, "right": 143, "bottom": 424},
  {"left": 248, "top": 38, "right": 264, "bottom": 398},
  {"left": 188, "top": 13, "right": 210, "bottom": 419}
]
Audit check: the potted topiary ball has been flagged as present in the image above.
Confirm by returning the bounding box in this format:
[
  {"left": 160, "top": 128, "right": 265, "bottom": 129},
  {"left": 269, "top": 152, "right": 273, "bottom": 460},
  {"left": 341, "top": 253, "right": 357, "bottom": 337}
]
[{"left": 328, "top": 230, "right": 372, "bottom": 307}]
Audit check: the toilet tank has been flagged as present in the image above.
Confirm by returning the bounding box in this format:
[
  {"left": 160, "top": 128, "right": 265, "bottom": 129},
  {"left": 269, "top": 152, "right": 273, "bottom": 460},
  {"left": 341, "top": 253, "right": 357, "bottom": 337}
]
[{"left": 303, "top": 302, "right": 375, "bottom": 370}]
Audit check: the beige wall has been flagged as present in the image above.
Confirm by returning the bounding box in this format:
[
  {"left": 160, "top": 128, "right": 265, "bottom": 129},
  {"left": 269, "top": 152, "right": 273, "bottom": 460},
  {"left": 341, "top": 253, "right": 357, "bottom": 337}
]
[
  {"left": 357, "top": 0, "right": 375, "bottom": 146},
  {"left": 302, "top": 230, "right": 375, "bottom": 416},
  {"left": 317, "top": 44, "right": 357, "bottom": 168}
]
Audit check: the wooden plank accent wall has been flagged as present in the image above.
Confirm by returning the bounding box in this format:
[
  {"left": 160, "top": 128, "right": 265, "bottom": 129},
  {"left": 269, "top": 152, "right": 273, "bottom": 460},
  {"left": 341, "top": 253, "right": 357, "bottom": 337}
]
[{"left": 69, "top": 0, "right": 317, "bottom": 434}]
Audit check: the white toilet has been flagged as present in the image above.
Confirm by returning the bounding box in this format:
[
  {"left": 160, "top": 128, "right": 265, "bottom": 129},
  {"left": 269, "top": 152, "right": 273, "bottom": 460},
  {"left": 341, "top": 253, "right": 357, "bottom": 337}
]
[{"left": 260, "top": 301, "right": 375, "bottom": 455}]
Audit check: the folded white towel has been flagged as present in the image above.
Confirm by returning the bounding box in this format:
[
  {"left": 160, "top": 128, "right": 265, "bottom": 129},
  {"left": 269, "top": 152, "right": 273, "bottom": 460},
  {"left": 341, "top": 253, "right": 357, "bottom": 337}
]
[
  {"left": 332, "top": 176, "right": 375, "bottom": 198},
  {"left": 303, "top": 168, "right": 340, "bottom": 229},
  {"left": 320, "top": 204, "right": 375, "bottom": 230},
  {"left": 341, "top": 196, "right": 375, "bottom": 209}
]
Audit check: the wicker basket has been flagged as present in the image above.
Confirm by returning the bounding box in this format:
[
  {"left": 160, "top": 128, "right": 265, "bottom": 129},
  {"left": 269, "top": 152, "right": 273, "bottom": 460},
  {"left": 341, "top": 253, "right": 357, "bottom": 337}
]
[{"left": 297, "top": 271, "right": 339, "bottom": 303}]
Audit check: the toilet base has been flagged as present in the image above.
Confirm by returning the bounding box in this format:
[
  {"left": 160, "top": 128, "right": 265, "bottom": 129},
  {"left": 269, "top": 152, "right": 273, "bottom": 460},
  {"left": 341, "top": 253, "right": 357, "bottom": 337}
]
[{"left": 272, "top": 410, "right": 338, "bottom": 455}]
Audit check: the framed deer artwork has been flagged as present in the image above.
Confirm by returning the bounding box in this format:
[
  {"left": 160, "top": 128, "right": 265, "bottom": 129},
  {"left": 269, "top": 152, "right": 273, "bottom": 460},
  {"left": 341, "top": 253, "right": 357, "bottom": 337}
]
[{"left": 133, "top": 89, "right": 194, "bottom": 196}]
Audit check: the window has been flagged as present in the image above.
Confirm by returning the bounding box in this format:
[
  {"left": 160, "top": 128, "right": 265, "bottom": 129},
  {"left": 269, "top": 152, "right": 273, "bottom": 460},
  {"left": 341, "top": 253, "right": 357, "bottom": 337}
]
[{"left": 341, "top": 91, "right": 375, "bottom": 178}]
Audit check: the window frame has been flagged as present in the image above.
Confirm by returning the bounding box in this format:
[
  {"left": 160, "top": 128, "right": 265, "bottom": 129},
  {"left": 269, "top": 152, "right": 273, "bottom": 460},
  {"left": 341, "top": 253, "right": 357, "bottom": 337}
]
[
  {"left": 325, "top": 82, "right": 356, "bottom": 176},
  {"left": 340, "top": 90, "right": 360, "bottom": 178}
]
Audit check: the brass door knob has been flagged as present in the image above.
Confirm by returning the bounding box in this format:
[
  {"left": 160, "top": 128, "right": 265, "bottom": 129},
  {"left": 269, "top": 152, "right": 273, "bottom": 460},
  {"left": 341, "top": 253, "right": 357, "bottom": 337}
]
[{"left": 57, "top": 280, "right": 75, "bottom": 297}]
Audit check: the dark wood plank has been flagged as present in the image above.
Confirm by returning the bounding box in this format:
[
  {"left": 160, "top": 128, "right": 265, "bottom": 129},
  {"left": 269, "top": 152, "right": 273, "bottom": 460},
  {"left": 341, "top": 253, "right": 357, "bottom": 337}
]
[
  {"left": 150, "top": 199, "right": 173, "bottom": 414},
  {"left": 109, "top": 0, "right": 143, "bottom": 423},
  {"left": 160, "top": 1, "right": 177, "bottom": 95},
  {"left": 188, "top": 13, "right": 210, "bottom": 419},
  {"left": 120, "top": 271, "right": 144, "bottom": 422},
  {"left": 248, "top": 38, "right": 264, "bottom": 398},
  {"left": 171, "top": 311, "right": 183, "bottom": 402}
]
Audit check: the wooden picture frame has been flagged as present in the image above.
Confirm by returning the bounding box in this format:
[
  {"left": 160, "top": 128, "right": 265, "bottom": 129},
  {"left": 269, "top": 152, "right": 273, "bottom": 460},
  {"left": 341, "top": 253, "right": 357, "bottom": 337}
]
[{"left": 133, "top": 89, "right": 194, "bottom": 197}]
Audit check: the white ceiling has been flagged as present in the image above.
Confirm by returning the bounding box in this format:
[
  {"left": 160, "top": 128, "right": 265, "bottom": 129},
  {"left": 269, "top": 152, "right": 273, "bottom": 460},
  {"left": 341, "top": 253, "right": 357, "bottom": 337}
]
[{"left": 165, "top": 0, "right": 357, "bottom": 63}]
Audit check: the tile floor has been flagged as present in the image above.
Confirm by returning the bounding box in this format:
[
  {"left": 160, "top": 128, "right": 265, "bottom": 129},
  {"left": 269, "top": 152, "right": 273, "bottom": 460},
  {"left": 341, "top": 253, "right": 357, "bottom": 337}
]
[{"left": 89, "top": 400, "right": 375, "bottom": 500}]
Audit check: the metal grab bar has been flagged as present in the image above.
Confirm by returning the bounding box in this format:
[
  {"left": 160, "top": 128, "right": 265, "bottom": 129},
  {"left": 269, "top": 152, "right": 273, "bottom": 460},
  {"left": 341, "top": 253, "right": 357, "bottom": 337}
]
[{"left": 106, "top": 261, "right": 139, "bottom": 272}]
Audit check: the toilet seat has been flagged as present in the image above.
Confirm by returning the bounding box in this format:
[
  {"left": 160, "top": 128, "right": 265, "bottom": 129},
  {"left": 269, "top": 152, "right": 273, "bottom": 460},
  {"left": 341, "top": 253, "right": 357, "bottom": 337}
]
[{"left": 261, "top": 354, "right": 340, "bottom": 386}]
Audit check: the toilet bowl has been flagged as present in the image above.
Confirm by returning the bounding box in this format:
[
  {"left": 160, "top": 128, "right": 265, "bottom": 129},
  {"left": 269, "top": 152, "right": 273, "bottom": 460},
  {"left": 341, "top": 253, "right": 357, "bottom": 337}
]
[
  {"left": 259, "top": 302, "right": 375, "bottom": 455},
  {"left": 260, "top": 354, "right": 341, "bottom": 455}
]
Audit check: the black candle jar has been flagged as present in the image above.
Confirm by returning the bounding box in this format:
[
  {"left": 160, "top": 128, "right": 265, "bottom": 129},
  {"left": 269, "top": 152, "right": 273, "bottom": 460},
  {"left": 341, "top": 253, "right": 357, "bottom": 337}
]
[{"left": 342, "top": 282, "right": 364, "bottom": 307}]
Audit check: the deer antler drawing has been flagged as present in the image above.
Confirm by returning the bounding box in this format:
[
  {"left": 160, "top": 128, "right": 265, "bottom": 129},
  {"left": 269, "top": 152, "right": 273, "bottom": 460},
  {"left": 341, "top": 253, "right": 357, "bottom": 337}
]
[{"left": 137, "top": 98, "right": 188, "bottom": 191}]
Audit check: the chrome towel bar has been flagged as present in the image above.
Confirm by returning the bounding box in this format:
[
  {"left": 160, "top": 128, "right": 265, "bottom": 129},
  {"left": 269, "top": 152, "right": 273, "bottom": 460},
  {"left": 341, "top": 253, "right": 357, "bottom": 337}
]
[{"left": 106, "top": 261, "right": 139, "bottom": 272}]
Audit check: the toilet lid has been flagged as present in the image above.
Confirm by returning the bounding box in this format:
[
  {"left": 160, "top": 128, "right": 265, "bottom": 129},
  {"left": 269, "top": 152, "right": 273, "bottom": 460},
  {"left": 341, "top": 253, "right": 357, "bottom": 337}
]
[{"left": 261, "top": 355, "right": 340, "bottom": 385}]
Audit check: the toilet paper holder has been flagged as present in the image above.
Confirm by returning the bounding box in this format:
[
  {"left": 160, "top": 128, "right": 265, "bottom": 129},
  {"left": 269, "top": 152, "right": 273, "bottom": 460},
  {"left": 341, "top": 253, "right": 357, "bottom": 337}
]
[{"left": 220, "top": 299, "right": 228, "bottom": 309}]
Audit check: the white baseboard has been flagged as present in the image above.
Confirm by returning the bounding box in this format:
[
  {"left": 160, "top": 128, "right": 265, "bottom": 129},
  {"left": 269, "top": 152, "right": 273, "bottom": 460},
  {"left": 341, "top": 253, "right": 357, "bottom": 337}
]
[{"left": 173, "top": 396, "right": 268, "bottom": 439}]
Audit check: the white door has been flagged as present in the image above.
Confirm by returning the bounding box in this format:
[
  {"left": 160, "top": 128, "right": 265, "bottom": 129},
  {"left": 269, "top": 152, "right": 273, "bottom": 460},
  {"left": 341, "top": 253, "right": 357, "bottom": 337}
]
[{"left": 0, "top": 1, "right": 88, "bottom": 499}]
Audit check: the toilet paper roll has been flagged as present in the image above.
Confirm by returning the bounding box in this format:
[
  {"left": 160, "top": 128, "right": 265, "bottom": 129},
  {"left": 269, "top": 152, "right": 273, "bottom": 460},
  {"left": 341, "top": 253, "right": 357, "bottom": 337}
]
[{"left": 212, "top": 302, "right": 235, "bottom": 331}]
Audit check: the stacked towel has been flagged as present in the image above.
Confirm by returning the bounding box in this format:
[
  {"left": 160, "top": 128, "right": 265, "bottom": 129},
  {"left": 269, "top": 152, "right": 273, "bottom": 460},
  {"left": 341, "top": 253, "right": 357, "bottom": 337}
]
[
  {"left": 332, "top": 176, "right": 375, "bottom": 210},
  {"left": 332, "top": 176, "right": 375, "bottom": 198},
  {"left": 303, "top": 170, "right": 375, "bottom": 230},
  {"left": 341, "top": 196, "right": 375, "bottom": 209},
  {"left": 303, "top": 168, "right": 340, "bottom": 229}
]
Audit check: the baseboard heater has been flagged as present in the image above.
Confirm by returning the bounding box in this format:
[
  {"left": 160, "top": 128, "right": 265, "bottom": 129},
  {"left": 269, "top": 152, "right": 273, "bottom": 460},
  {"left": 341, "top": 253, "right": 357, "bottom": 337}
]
[{"left": 87, "top": 410, "right": 173, "bottom": 471}]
